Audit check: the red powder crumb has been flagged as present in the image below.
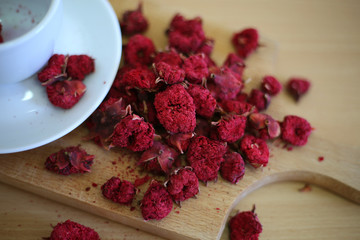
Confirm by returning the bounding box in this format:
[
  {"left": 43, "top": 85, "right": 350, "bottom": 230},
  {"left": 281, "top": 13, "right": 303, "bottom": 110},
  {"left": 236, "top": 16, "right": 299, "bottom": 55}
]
[
  {"left": 111, "top": 114, "right": 155, "bottom": 152},
  {"left": 85, "top": 187, "right": 91, "bottom": 192},
  {"left": 165, "top": 167, "right": 199, "bottom": 204},
  {"left": 239, "top": 135, "right": 269, "bottom": 168},
  {"left": 287, "top": 77, "right": 311, "bottom": 101},
  {"left": 299, "top": 183, "right": 312, "bottom": 192},
  {"left": 47, "top": 220, "right": 100, "bottom": 240},
  {"left": 120, "top": 2, "right": 148, "bottom": 36},
  {"left": 186, "top": 84, "right": 217, "bottom": 119},
  {"left": 130, "top": 206, "right": 136, "bottom": 211},
  {"left": 134, "top": 175, "right": 151, "bottom": 187},
  {"left": 220, "top": 152, "right": 245, "bottom": 184},
  {"left": 124, "top": 34, "right": 155, "bottom": 66},
  {"left": 138, "top": 141, "right": 178, "bottom": 175},
  {"left": 232, "top": 28, "right": 259, "bottom": 59},
  {"left": 261, "top": 75, "right": 282, "bottom": 96},
  {"left": 211, "top": 114, "right": 247, "bottom": 143},
  {"left": 281, "top": 115, "right": 312, "bottom": 146},
  {"left": 318, "top": 156, "right": 324, "bottom": 162},
  {"left": 45, "top": 146, "right": 94, "bottom": 175},
  {"left": 141, "top": 180, "right": 173, "bottom": 220},
  {"left": 46, "top": 80, "right": 86, "bottom": 109},
  {"left": 229, "top": 206, "right": 262, "bottom": 240},
  {"left": 92, "top": 183, "right": 98, "bottom": 187},
  {"left": 101, "top": 177, "right": 136, "bottom": 205},
  {"left": 154, "top": 84, "right": 196, "bottom": 134}
]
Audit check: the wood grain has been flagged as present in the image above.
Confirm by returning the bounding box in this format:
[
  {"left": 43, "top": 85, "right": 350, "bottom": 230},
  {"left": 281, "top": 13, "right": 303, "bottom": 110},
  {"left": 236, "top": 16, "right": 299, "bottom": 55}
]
[{"left": 1, "top": 0, "right": 360, "bottom": 239}]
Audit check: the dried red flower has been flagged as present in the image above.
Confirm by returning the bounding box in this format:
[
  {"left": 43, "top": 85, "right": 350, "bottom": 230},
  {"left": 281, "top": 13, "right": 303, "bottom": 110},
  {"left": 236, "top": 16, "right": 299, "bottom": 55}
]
[
  {"left": 48, "top": 220, "right": 100, "bottom": 240},
  {"left": 111, "top": 114, "right": 155, "bottom": 152},
  {"left": 220, "top": 151, "right": 245, "bottom": 184},
  {"left": 220, "top": 99, "right": 256, "bottom": 115},
  {"left": 153, "top": 61, "right": 185, "bottom": 84},
  {"left": 239, "top": 135, "right": 269, "bottom": 168},
  {"left": 37, "top": 54, "right": 66, "bottom": 83},
  {"left": 124, "top": 34, "right": 155, "bottom": 66},
  {"left": 45, "top": 146, "right": 94, "bottom": 175},
  {"left": 186, "top": 84, "right": 216, "bottom": 119},
  {"left": 247, "top": 89, "right": 270, "bottom": 112},
  {"left": 121, "top": 65, "right": 157, "bottom": 90},
  {"left": 248, "top": 113, "right": 281, "bottom": 140},
  {"left": 166, "top": 132, "right": 195, "bottom": 154},
  {"left": 138, "top": 141, "right": 179, "bottom": 175},
  {"left": 211, "top": 114, "right": 247, "bottom": 143},
  {"left": 287, "top": 77, "right": 311, "bottom": 101},
  {"left": 66, "top": 55, "right": 95, "bottom": 81},
  {"left": 196, "top": 38, "right": 214, "bottom": 56},
  {"left": 223, "top": 53, "right": 246, "bottom": 81},
  {"left": 183, "top": 54, "right": 209, "bottom": 84},
  {"left": 120, "top": 2, "right": 149, "bottom": 36},
  {"left": 153, "top": 49, "right": 183, "bottom": 67},
  {"left": 141, "top": 180, "right": 173, "bottom": 220},
  {"left": 154, "top": 84, "right": 196, "bottom": 134},
  {"left": 232, "top": 28, "right": 259, "bottom": 58},
  {"left": 101, "top": 177, "right": 136, "bottom": 205},
  {"left": 46, "top": 80, "right": 86, "bottom": 109},
  {"left": 281, "top": 115, "right": 312, "bottom": 146},
  {"left": 165, "top": 167, "right": 199, "bottom": 203},
  {"left": 229, "top": 206, "right": 262, "bottom": 240},
  {"left": 261, "top": 75, "right": 282, "bottom": 96}
]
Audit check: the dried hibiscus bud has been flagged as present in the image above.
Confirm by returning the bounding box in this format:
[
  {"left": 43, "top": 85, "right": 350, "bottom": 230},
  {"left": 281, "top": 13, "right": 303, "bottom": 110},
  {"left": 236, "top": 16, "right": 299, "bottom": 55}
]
[
  {"left": 124, "top": 34, "right": 155, "bottom": 66},
  {"left": 166, "top": 132, "right": 195, "bottom": 154},
  {"left": 45, "top": 146, "right": 94, "bottom": 175},
  {"left": 46, "top": 80, "right": 86, "bottom": 109},
  {"left": 48, "top": 219, "right": 100, "bottom": 240},
  {"left": 183, "top": 54, "right": 209, "bottom": 84},
  {"left": 153, "top": 61, "right": 185, "bottom": 85},
  {"left": 248, "top": 113, "right": 281, "bottom": 140},
  {"left": 120, "top": 2, "right": 148, "bottom": 36},
  {"left": 186, "top": 84, "right": 216, "bottom": 119},
  {"left": 211, "top": 114, "right": 247, "bottom": 143},
  {"left": 86, "top": 98, "right": 131, "bottom": 148},
  {"left": 281, "top": 115, "right": 312, "bottom": 146},
  {"left": 261, "top": 75, "right": 282, "bottom": 96},
  {"left": 220, "top": 99, "right": 256, "bottom": 115},
  {"left": 154, "top": 84, "right": 196, "bottom": 134},
  {"left": 239, "top": 135, "right": 269, "bottom": 168},
  {"left": 111, "top": 114, "right": 155, "bottom": 152},
  {"left": 101, "top": 177, "right": 136, "bottom": 205},
  {"left": 121, "top": 65, "right": 157, "bottom": 91},
  {"left": 287, "top": 77, "right": 311, "bottom": 101},
  {"left": 220, "top": 151, "right": 245, "bottom": 184},
  {"left": 229, "top": 206, "right": 262, "bottom": 240},
  {"left": 165, "top": 167, "right": 199, "bottom": 204},
  {"left": 247, "top": 89, "right": 270, "bottom": 112},
  {"left": 138, "top": 141, "right": 179, "bottom": 175},
  {"left": 66, "top": 55, "right": 95, "bottom": 81},
  {"left": 232, "top": 28, "right": 259, "bottom": 59},
  {"left": 141, "top": 180, "right": 173, "bottom": 220},
  {"left": 37, "top": 54, "right": 66, "bottom": 83}
]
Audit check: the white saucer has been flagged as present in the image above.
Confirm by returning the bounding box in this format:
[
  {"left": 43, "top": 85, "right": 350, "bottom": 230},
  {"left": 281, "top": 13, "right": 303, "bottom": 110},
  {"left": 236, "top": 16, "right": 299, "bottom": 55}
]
[{"left": 0, "top": 0, "right": 122, "bottom": 154}]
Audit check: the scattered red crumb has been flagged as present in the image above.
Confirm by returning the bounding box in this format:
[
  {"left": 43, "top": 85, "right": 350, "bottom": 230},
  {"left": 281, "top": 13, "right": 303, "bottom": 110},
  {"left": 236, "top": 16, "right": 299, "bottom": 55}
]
[
  {"left": 287, "top": 146, "right": 293, "bottom": 151},
  {"left": 318, "top": 156, "right": 324, "bottom": 162},
  {"left": 48, "top": 220, "right": 100, "bottom": 240},
  {"left": 299, "top": 183, "right": 312, "bottom": 192},
  {"left": 85, "top": 187, "right": 91, "bottom": 192},
  {"left": 92, "top": 183, "right": 98, "bottom": 187},
  {"left": 175, "top": 211, "right": 180, "bottom": 214},
  {"left": 130, "top": 206, "right": 136, "bottom": 211}
]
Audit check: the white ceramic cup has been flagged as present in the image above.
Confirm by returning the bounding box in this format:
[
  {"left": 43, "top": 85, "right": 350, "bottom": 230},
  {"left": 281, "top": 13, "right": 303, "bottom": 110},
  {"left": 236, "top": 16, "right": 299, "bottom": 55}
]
[{"left": 0, "top": 0, "right": 63, "bottom": 84}]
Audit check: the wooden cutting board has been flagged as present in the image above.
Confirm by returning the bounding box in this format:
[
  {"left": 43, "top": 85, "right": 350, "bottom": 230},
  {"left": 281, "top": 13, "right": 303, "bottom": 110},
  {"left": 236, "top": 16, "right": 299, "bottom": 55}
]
[{"left": 0, "top": 1, "right": 359, "bottom": 240}]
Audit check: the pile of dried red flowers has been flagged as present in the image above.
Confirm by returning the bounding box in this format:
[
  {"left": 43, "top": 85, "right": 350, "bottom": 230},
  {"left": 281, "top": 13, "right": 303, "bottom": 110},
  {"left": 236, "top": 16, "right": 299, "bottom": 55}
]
[{"left": 46, "top": 3, "right": 312, "bottom": 240}]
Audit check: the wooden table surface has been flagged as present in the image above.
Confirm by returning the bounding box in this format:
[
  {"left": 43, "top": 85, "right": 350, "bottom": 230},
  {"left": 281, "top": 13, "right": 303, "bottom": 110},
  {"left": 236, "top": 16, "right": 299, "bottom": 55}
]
[{"left": 1, "top": 0, "right": 360, "bottom": 239}]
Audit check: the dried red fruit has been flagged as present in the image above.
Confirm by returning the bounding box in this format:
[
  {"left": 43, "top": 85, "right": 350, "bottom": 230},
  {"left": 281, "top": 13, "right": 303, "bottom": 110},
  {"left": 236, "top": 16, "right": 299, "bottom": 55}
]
[
  {"left": 247, "top": 89, "right": 270, "bottom": 112},
  {"left": 153, "top": 49, "right": 183, "bottom": 67},
  {"left": 261, "top": 75, "right": 282, "bottom": 96},
  {"left": 111, "top": 114, "right": 155, "bottom": 152},
  {"left": 120, "top": 2, "right": 149, "bottom": 36},
  {"left": 141, "top": 180, "right": 173, "bottom": 220},
  {"left": 196, "top": 38, "right": 214, "bottom": 56},
  {"left": 138, "top": 141, "right": 179, "bottom": 175},
  {"left": 248, "top": 113, "right": 281, "bottom": 140},
  {"left": 281, "top": 115, "right": 312, "bottom": 146},
  {"left": 165, "top": 167, "right": 199, "bottom": 203},
  {"left": 166, "top": 132, "right": 195, "bottom": 154},
  {"left": 124, "top": 34, "right": 155, "bottom": 66},
  {"left": 154, "top": 84, "right": 196, "bottom": 134},
  {"left": 239, "top": 135, "right": 269, "bottom": 168},
  {"left": 38, "top": 54, "right": 66, "bottom": 83},
  {"left": 46, "top": 80, "right": 86, "bottom": 109},
  {"left": 223, "top": 53, "right": 246, "bottom": 81},
  {"left": 186, "top": 84, "right": 216, "bottom": 118},
  {"left": 121, "top": 65, "right": 157, "bottom": 90},
  {"left": 101, "top": 177, "right": 136, "bottom": 205},
  {"left": 287, "top": 77, "right": 311, "bottom": 101},
  {"left": 211, "top": 114, "right": 247, "bottom": 143},
  {"left": 232, "top": 28, "right": 259, "bottom": 58},
  {"left": 45, "top": 146, "right": 94, "bottom": 175},
  {"left": 66, "top": 55, "right": 95, "bottom": 81},
  {"left": 220, "top": 152, "right": 245, "bottom": 184},
  {"left": 183, "top": 54, "right": 209, "bottom": 84},
  {"left": 86, "top": 98, "right": 131, "bottom": 148},
  {"left": 48, "top": 220, "right": 100, "bottom": 240},
  {"left": 134, "top": 175, "right": 151, "bottom": 187},
  {"left": 220, "top": 100, "right": 256, "bottom": 115},
  {"left": 153, "top": 61, "right": 185, "bottom": 84},
  {"left": 229, "top": 206, "right": 262, "bottom": 240}
]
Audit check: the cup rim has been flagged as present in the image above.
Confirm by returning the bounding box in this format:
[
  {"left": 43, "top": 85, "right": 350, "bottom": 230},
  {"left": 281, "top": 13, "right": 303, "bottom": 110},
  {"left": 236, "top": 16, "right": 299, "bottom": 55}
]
[{"left": 0, "top": 0, "right": 61, "bottom": 49}]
